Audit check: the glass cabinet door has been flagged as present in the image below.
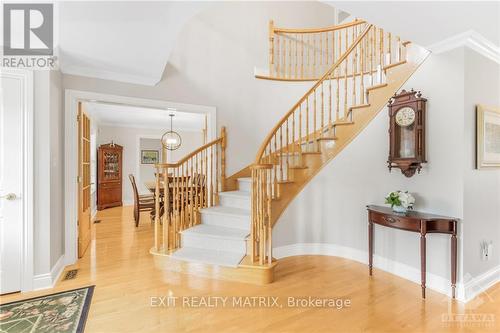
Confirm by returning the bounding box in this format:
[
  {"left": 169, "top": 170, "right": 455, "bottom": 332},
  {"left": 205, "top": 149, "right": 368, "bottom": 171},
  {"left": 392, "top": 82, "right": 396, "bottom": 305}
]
[{"left": 103, "top": 151, "right": 120, "bottom": 180}]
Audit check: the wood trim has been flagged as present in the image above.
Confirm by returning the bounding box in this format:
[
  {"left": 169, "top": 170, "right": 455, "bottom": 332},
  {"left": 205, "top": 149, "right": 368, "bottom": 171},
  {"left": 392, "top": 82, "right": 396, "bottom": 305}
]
[
  {"left": 350, "top": 103, "right": 371, "bottom": 110},
  {"left": 224, "top": 166, "right": 252, "bottom": 192},
  {"left": 155, "top": 137, "right": 223, "bottom": 168},
  {"left": 256, "top": 69, "right": 380, "bottom": 82},
  {"left": 273, "top": 19, "right": 366, "bottom": 34},
  {"left": 383, "top": 60, "right": 407, "bottom": 71},
  {"left": 151, "top": 250, "right": 277, "bottom": 285},
  {"left": 366, "top": 83, "right": 388, "bottom": 92}
]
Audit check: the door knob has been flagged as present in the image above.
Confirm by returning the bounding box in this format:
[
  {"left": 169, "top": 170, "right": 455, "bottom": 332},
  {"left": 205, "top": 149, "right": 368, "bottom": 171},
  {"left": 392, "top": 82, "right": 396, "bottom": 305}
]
[{"left": 0, "top": 193, "right": 17, "bottom": 200}]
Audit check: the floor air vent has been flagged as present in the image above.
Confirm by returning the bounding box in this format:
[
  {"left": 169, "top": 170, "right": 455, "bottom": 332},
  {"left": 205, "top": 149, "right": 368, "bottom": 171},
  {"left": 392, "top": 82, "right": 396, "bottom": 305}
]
[{"left": 63, "top": 269, "right": 79, "bottom": 281}]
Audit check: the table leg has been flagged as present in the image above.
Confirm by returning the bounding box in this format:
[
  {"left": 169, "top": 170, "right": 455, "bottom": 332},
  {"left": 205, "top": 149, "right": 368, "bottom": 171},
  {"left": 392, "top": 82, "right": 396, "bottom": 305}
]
[
  {"left": 451, "top": 221, "right": 457, "bottom": 299},
  {"left": 369, "top": 220, "right": 373, "bottom": 275},
  {"left": 420, "top": 221, "right": 427, "bottom": 299}
]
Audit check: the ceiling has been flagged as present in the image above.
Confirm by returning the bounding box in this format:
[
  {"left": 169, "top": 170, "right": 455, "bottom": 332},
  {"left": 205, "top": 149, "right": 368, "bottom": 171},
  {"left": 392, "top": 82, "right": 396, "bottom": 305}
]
[
  {"left": 84, "top": 102, "right": 205, "bottom": 131},
  {"left": 58, "top": 1, "right": 208, "bottom": 85},
  {"left": 57, "top": 1, "right": 499, "bottom": 86},
  {"left": 326, "top": 1, "right": 500, "bottom": 48}
]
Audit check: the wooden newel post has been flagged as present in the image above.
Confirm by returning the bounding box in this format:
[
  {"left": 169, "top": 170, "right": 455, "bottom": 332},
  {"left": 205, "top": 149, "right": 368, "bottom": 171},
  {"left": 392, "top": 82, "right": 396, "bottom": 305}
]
[
  {"left": 163, "top": 166, "right": 169, "bottom": 251},
  {"left": 220, "top": 126, "right": 227, "bottom": 192},
  {"left": 154, "top": 165, "right": 160, "bottom": 251},
  {"left": 269, "top": 20, "right": 275, "bottom": 76},
  {"left": 250, "top": 165, "right": 257, "bottom": 263}
]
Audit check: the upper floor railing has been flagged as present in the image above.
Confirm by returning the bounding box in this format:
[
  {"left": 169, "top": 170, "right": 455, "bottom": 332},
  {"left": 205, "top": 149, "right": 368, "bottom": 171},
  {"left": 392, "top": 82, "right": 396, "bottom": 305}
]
[
  {"left": 152, "top": 127, "right": 226, "bottom": 253},
  {"left": 265, "top": 19, "right": 406, "bottom": 81}
]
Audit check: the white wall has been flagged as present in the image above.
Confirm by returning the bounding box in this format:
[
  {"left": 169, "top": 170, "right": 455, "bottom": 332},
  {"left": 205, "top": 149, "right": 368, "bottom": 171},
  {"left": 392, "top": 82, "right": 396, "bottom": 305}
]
[
  {"left": 97, "top": 125, "right": 203, "bottom": 204},
  {"left": 139, "top": 138, "right": 163, "bottom": 190},
  {"left": 462, "top": 48, "right": 500, "bottom": 280},
  {"left": 33, "top": 70, "right": 65, "bottom": 280},
  {"left": 33, "top": 71, "right": 51, "bottom": 276},
  {"left": 49, "top": 71, "right": 65, "bottom": 269},
  {"left": 273, "top": 48, "right": 500, "bottom": 298},
  {"left": 273, "top": 49, "right": 466, "bottom": 289},
  {"left": 62, "top": 1, "right": 338, "bottom": 175}
]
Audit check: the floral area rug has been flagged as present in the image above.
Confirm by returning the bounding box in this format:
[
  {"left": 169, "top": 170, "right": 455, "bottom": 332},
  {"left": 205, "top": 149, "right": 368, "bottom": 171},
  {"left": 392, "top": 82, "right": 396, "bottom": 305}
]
[{"left": 0, "top": 286, "right": 94, "bottom": 333}]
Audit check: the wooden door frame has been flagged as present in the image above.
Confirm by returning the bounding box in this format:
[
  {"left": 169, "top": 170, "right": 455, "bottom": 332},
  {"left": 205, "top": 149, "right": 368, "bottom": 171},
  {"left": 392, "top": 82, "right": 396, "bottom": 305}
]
[
  {"left": 64, "top": 90, "right": 217, "bottom": 265},
  {"left": 77, "top": 105, "right": 92, "bottom": 257},
  {"left": 0, "top": 69, "right": 34, "bottom": 292}
]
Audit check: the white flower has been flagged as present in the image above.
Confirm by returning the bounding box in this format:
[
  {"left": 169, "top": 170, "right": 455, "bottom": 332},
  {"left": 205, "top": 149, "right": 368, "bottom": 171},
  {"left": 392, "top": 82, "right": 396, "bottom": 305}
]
[{"left": 386, "top": 190, "right": 415, "bottom": 208}]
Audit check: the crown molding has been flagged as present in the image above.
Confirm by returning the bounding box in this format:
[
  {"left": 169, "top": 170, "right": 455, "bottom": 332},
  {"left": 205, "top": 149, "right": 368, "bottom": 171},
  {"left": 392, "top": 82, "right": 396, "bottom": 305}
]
[
  {"left": 60, "top": 64, "right": 160, "bottom": 86},
  {"left": 427, "top": 30, "right": 500, "bottom": 65}
]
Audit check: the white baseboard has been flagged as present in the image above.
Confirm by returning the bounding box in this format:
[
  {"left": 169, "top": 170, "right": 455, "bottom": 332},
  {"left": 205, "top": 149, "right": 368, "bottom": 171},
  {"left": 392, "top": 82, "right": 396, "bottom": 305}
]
[
  {"left": 33, "top": 254, "right": 66, "bottom": 290},
  {"left": 274, "top": 243, "right": 465, "bottom": 301},
  {"left": 462, "top": 265, "right": 500, "bottom": 303}
]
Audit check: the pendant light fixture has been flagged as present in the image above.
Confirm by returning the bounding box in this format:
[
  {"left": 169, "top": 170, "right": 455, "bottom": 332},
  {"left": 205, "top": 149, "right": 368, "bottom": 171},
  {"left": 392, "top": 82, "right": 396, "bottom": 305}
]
[{"left": 161, "top": 113, "right": 182, "bottom": 151}]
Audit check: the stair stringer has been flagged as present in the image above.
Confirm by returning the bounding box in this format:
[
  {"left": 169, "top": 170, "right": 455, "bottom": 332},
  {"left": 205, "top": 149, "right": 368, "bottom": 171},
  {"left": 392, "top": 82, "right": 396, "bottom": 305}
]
[{"left": 269, "top": 43, "right": 430, "bottom": 227}]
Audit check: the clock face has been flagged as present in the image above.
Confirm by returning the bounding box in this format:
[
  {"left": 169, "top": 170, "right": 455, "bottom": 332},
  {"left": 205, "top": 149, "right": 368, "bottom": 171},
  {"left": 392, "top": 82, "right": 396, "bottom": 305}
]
[{"left": 395, "top": 107, "right": 416, "bottom": 127}]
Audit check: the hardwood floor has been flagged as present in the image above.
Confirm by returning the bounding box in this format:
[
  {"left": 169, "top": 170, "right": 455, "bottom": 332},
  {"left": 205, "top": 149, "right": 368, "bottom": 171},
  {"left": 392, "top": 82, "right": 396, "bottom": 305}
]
[{"left": 1, "top": 206, "right": 499, "bottom": 333}]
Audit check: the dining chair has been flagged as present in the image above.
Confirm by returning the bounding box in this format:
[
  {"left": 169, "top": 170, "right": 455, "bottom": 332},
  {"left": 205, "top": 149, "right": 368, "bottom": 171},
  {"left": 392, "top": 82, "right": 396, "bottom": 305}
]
[{"left": 129, "top": 174, "right": 155, "bottom": 227}]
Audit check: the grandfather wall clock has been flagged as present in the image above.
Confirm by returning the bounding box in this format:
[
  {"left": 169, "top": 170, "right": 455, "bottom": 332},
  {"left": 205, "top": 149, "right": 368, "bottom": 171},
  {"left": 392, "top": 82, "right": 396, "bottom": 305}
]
[{"left": 387, "top": 89, "right": 427, "bottom": 177}]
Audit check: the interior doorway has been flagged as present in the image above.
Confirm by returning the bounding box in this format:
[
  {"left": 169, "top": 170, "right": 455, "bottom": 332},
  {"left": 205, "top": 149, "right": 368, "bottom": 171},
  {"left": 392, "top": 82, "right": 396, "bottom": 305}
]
[
  {"left": 64, "top": 90, "right": 216, "bottom": 266},
  {"left": 0, "top": 69, "right": 34, "bottom": 294}
]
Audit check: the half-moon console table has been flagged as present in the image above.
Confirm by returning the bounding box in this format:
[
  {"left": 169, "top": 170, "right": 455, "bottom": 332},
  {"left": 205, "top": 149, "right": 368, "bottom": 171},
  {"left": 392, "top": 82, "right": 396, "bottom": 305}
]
[{"left": 367, "top": 205, "right": 458, "bottom": 299}]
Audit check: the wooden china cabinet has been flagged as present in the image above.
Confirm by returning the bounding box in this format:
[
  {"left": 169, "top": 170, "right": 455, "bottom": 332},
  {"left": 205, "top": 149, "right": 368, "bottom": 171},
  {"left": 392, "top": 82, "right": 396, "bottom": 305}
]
[{"left": 97, "top": 143, "right": 123, "bottom": 210}]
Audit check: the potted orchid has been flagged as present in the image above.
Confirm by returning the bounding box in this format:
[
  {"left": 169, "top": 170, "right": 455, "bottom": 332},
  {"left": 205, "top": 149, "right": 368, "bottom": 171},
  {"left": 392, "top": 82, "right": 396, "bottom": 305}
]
[{"left": 385, "top": 191, "right": 415, "bottom": 214}]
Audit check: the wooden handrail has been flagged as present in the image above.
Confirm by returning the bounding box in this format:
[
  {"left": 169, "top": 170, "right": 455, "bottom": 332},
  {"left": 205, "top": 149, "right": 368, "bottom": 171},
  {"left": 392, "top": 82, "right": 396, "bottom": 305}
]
[
  {"left": 273, "top": 19, "right": 366, "bottom": 34},
  {"left": 250, "top": 19, "right": 411, "bottom": 265},
  {"left": 155, "top": 138, "right": 223, "bottom": 168},
  {"left": 255, "top": 24, "right": 373, "bottom": 163},
  {"left": 152, "top": 126, "right": 227, "bottom": 252},
  {"left": 268, "top": 19, "right": 368, "bottom": 80}
]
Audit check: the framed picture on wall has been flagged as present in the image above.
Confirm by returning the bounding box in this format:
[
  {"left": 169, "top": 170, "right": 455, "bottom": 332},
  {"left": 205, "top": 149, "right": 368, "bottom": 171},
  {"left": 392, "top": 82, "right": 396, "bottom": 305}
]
[
  {"left": 141, "top": 150, "right": 159, "bottom": 164},
  {"left": 476, "top": 105, "right": 500, "bottom": 169}
]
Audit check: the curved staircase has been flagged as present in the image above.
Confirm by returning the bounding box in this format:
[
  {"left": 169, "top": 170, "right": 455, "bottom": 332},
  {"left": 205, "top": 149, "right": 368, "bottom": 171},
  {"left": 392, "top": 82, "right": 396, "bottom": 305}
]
[{"left": 150, "top": 19, "right": 429, "bottom": 284}]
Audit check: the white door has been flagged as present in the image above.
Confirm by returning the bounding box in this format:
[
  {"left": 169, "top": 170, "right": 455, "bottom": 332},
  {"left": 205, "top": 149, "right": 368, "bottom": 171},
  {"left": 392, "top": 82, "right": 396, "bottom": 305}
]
[{"left": 0, "top": 70, "right": 25, "bottom": 294}]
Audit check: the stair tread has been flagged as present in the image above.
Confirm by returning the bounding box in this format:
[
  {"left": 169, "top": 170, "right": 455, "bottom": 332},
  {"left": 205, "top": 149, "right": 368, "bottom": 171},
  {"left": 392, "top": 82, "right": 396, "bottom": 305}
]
[
  {"left": 277, "top": 152, "right": 301, "bottom": 156},
  {"left": 181, "top": 224, "right": 249, "bottom": 240},
  {"left": 367, "top": 83, "right": 388, "bottom": 91},
  {"left": 384, "top": 60, "right": 407, "bottom": 71},
  {"left": 218, "top": 190, "right": 251, "bottom": 199},
  {"left": 200, "top": 205, "right": 250, "bottom": 218},
  {"left": 349, "top": 103, "right": 370, "bottom": 110},
  {"left": 170, "top": 247, "right": 245, "bottom": 268},
  {"left": 237, "top": 177, "right": 251, "bottom": 182},
  {"left": 333, "top": 121, "right": 354, "bottom": 126},
  {"left": 316, "top": 136, "right": 338, "bottom": 141},
  {"left": 289, "top": 165, "right": 308, "bottom": 169}
]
